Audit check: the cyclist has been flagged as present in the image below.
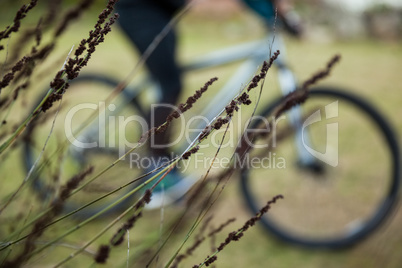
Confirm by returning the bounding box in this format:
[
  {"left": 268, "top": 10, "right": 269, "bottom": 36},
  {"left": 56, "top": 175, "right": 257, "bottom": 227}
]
[{"left": 115, "top": 0, "right": 301, "bottom": 208}]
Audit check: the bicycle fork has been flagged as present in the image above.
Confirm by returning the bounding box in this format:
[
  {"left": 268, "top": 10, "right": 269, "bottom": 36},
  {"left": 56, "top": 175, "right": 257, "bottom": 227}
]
[{"left": 276, "top": 62, "right": 324, "bottom": 173}]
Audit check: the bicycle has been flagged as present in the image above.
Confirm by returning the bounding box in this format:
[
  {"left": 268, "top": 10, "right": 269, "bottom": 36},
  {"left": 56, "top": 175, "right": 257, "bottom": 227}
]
[{"left": 23, "top": 30, "right": 400, "bottom": 249}]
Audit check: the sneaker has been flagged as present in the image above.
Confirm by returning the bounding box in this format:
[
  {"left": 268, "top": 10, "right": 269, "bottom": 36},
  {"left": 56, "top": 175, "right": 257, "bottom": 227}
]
[{"left": 144, "top": 166, "right": 198, "bottom": 210}]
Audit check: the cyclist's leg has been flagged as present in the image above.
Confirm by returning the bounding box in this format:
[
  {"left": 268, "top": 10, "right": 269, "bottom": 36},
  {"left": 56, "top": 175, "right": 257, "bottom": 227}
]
[
  {"left": 116, "top": 0, "right": 184, "bottom": 157},
  {"left": 116, "top": 1, "right": 197, "bottom": 208}
]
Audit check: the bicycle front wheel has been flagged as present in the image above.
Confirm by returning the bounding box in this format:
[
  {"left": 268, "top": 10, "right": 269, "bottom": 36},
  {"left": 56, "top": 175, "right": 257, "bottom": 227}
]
[
  {"left": 240, "top": 87, "right": 400, "bottom": 249},
  {"left": 23, "top": 74, "right": 148, "bottom": 217}
]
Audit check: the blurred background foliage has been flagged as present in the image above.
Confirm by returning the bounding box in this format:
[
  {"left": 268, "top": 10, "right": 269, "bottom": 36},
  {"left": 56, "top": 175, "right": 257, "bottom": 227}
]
[{"left": 1, "top": 0, "right": 402, "bottom": 42}]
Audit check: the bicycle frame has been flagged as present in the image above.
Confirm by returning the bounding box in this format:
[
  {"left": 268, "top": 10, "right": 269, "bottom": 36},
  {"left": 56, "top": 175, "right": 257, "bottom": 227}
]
[
  {"left": 78, "top": 33, "right": 316, "bottom": 165},
  {"left": 179, "top": 33, "right": 316, "bottom": 165}
]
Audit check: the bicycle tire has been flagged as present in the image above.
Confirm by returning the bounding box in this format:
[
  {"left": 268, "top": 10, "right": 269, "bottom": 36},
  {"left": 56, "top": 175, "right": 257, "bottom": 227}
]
[
  {"left": 240, "top": 86, "right": 400, "bottom": 249},
  {"left": 23, "top": 74, "right": 148, "bottom": 217}
]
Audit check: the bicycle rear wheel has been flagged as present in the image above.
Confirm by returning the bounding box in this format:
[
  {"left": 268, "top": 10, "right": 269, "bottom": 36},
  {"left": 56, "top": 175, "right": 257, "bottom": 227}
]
[
  {"left": 23, "top": 74, "right": 148, "bottom": 217},
  {"left": 240, "top": 87, "right": 400, "bottom": 249}
]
